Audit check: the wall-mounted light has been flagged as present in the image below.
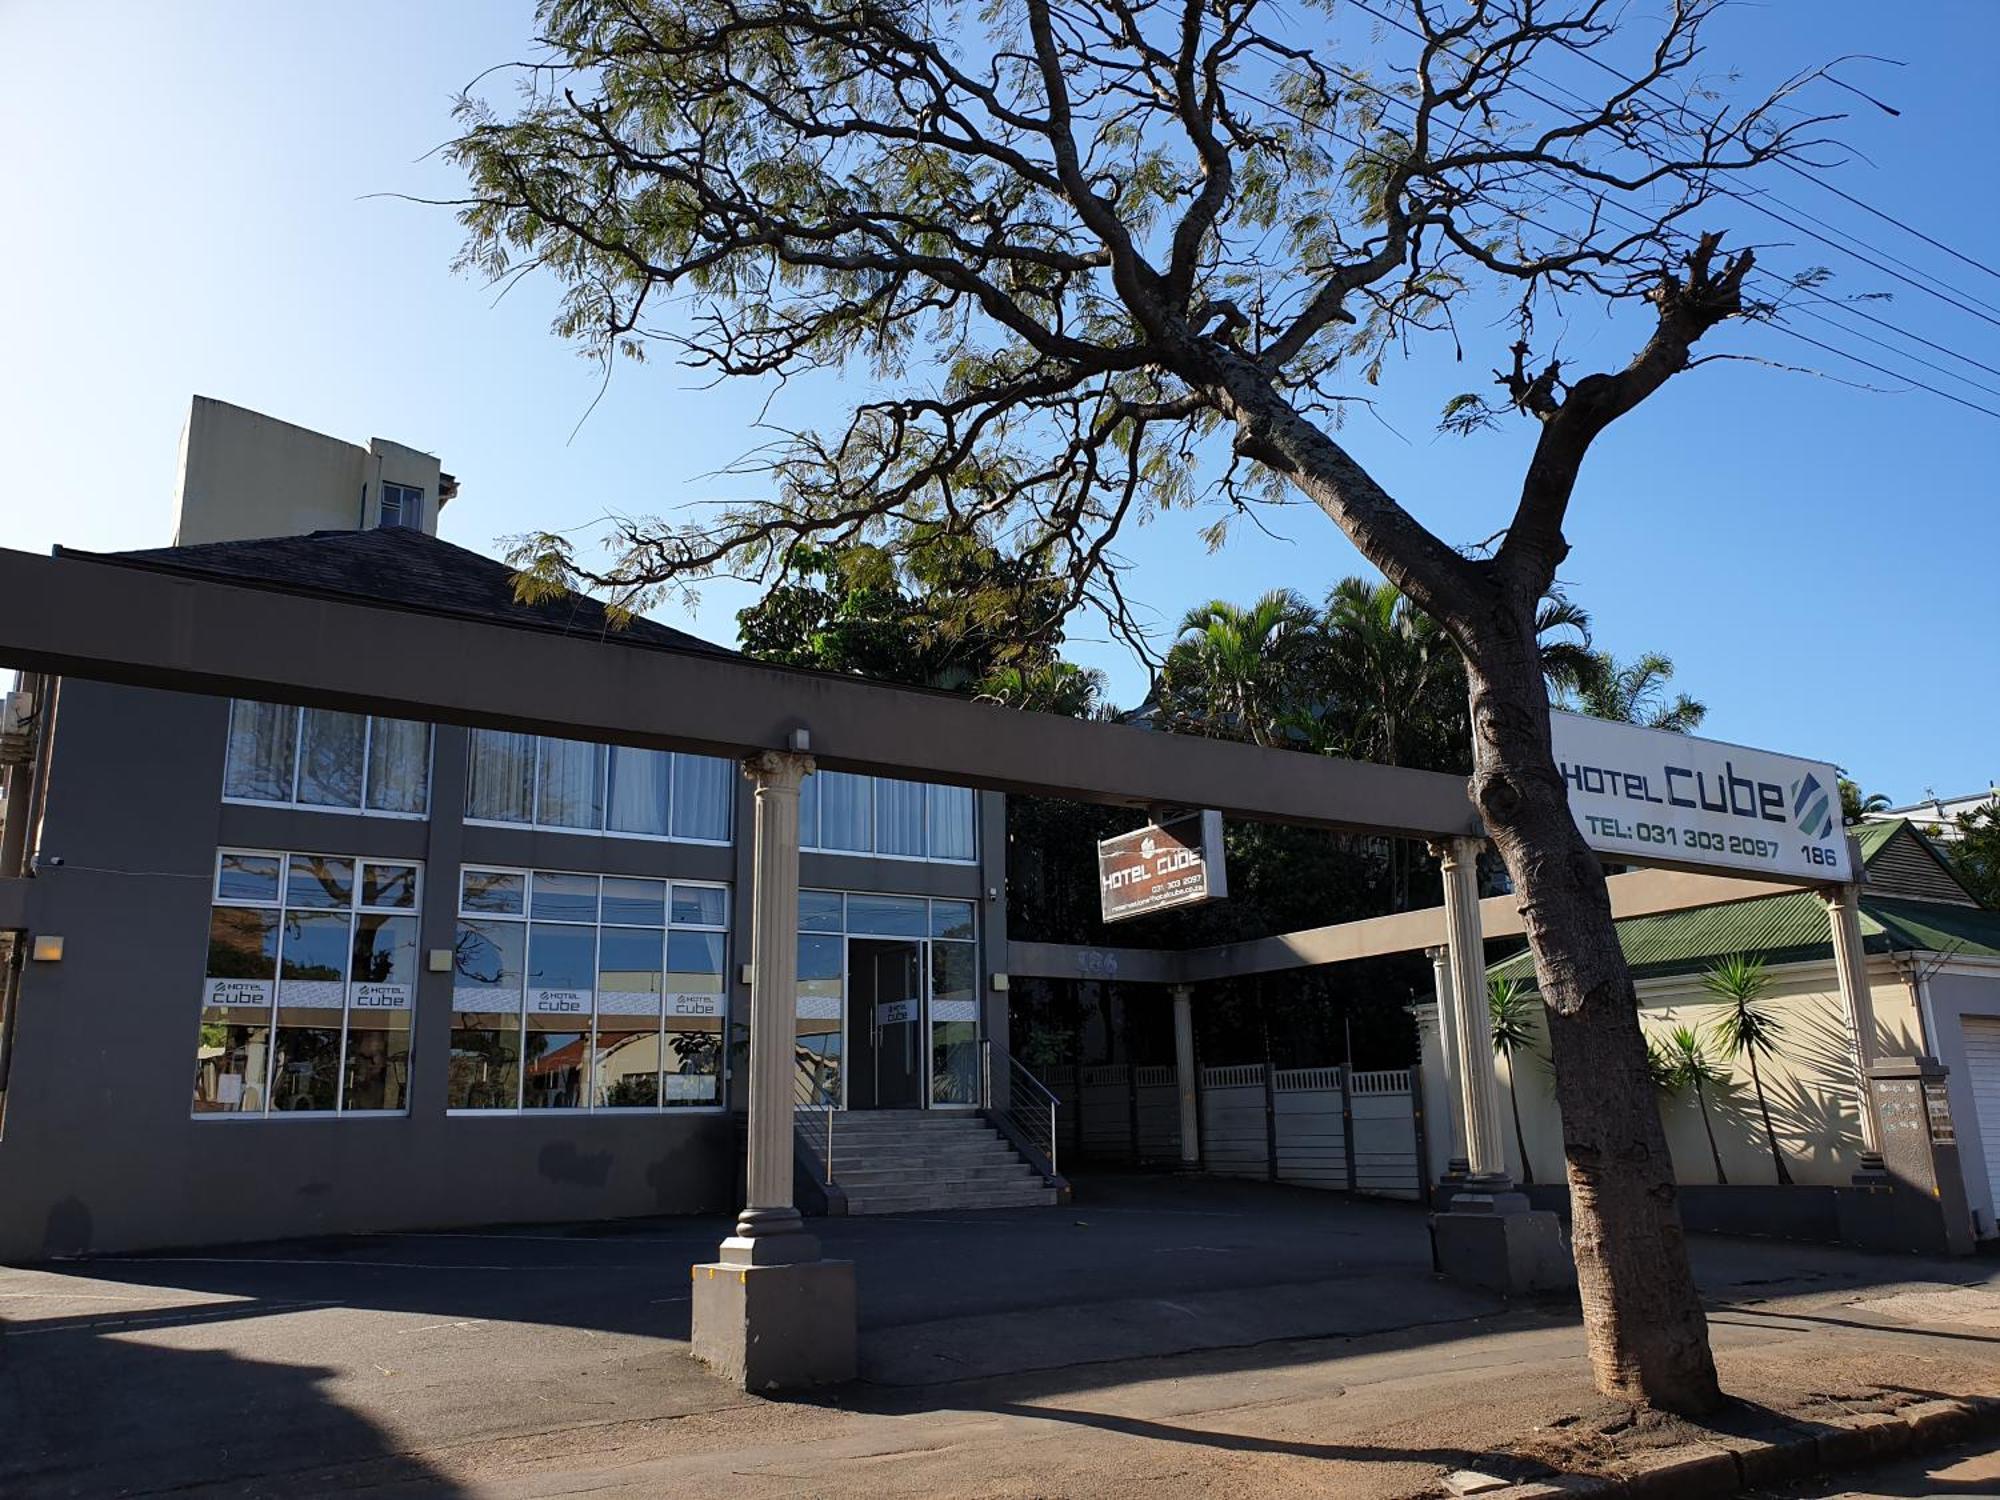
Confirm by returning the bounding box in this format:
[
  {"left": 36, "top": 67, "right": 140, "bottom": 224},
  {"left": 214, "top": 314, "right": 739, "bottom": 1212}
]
[
  {"left": 426, "top": 949, "right": 453, "bottom": 973},
  {"left": 739, "top": 963, "right": 755, "bottom": 986},
  {"left": 31, "top": 934, "right": 64, "bottom": 963},
  {"left": 990, "top": 971, "right": 1010, "bottom": 993}
]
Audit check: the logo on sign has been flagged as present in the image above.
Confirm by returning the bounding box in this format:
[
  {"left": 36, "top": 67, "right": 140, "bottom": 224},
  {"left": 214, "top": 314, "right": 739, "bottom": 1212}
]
[
  {"left": 528, "top": 988, "right": 591, "bottom": 1015},
  {"left": 668, "top": 992, "right": 723, "bottom": 1018},
  {"left": 204, "top": 978, "right": 273, "bottom": 1009},
  {"left": 349, "top": 983, "right": 411, "bottom": 1010},
  {"left": 1792, "top": 772, "right": 1835, "bottom": 840}
]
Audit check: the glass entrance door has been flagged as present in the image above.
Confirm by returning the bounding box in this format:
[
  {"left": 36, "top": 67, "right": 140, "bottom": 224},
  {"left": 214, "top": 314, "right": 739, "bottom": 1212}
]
[{"left": 846, "top": 938, "right": 925, "bottom": 1109}]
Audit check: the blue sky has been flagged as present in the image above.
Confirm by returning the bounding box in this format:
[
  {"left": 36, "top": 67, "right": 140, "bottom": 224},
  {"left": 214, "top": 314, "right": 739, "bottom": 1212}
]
[{"left": 2, "top": 1, "right": 1994, "bottom": 804}]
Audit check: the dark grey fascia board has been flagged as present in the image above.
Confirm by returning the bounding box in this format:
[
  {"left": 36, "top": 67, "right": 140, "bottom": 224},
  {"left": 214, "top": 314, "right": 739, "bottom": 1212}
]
[
  {"left": 0, "top": 547, "right": 1482, "bottom": 840},
  {"left": 1004, "top": 939, "right": 1189, "bottom": 985},
  {"left": 0, "top": 875, "right": 32, "bottom": 930}
]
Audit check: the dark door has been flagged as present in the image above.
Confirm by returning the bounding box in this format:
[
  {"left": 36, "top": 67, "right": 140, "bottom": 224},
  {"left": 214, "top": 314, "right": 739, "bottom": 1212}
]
[{"left": 845, "top": 939, "right": 925, "bottom": 1109}]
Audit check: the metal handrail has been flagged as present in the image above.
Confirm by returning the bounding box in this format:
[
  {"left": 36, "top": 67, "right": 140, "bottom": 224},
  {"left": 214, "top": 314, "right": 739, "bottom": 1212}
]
[
  {"left": 793, "top": 1045, "right": 836, "bottom": 1185},
  {"left": 980, "top": 1039, "right": 1061, "bottom": 1181}
]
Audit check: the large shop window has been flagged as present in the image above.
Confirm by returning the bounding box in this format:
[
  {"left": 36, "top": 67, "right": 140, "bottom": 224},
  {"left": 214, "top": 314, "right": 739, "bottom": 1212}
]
[
  {"left": 449, "top": 867, "right": 728, "bottom": 1112},
  {"left": 799, "top": 773, "right": 976, "bottom": 863},
  {"left": 465, "top": 732, "right": 733, "bottom": 843},
  {"left": 223, "top": 701, "right": 432, "bottom": 816},
  {"left": 193, "top": 849, "right": 420, "bottom": 1116},
  {"left": 793, "top": 889, "right": 980, "bottom": 1108}
]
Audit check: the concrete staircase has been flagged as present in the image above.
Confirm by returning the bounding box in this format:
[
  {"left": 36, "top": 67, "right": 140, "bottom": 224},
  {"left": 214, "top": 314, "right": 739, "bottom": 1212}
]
[{"left": 820, "top": 1110, "right": 1059, "bottom": 1215}]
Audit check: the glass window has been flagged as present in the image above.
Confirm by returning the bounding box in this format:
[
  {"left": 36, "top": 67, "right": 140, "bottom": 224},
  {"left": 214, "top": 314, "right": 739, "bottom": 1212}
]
[
  {"left": 217, "top": 852, "right": 281, "bottom": 905},
  {"left": 461, "top": 868, "right": 525, "bottom": 915},
  {"left": 532, "top": 871, "right": 598, "bottom": 924},
  {"left": 798, "top": 889, "right": 844, "bottom": 932},
  {"left": 286, "top": 855, "right": 354, "bottom": 909},
  {"left": 362, "top": 862, "right": 419, "bottom": 910},
  {"left": 366, "top": 718, "right": 431, "bottom": 815},
  {"left": 875, "top": 779, "right": 926, "bottom": 857},
  {"left": 450, "top": 918, "right": 525, "bottom": 1111},
  {"left": 537, "top": 739, "right": 605, "bottom": 830},
  {"left": 607, "top": 746, "right": 672, "bottom": 836},
  {"left": 297, "top": 710, "right": 365, "bottom": 809},
  {"left": 931, "top": 900, "right": 976, "bottom": 940},
  {"left": 379, "top": 481, "right": 423, "bottom": 529},
  {"left": 671, "top": 883, "right": 727, "bottom": 928},
  {"left": 798, "top": 773, "right": 821, "bottom": 849},
  {"left": 846, "top": 893, "right": 927, "bottom": 937},
  {"left": 930, "top": 941, "right": 980, "bottom": 1105},
  {"left": 450, "top": 866, "right": 730, "bottom": 1114},
  {"left": 671, "top": 754, "right": 732, "bottom": 842},
  {"left": 603, "top": 877, "right": 667, "bottom": 926},
  {"left": 223, "top": 701, "right": 296, "bottom": 802},
  {"left": 795, "top": 933, "right": 844, "bottom": 1109},
  {"left": 466, "top": 729, "right": 536, "bottom": 823},
  {"left": 193, "top": 847, "right": 425, "bottom": 1120},
  {"left": 596, "top": 926, "right": 664, "bottom": 1109},
  {"left": 817, "top": 771, "right": 872, "bottom": 852},
  {"left": 929, "top": 785, "right": 977, "bottom": 861}
]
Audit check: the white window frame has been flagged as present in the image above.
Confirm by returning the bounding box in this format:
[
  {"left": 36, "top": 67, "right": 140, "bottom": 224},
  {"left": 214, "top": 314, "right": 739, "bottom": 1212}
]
[
  {"left": 194, "top": 847, "right": 424, "bottom": 1121},
  {"left": 220, "top": 703, "right": 434, "bottom": 821},
  {"left": 800, "top": 777, "right": 979, "bottom": 866},
  {"left": 448, "top": 864, "right": 731, "bottom": 1117},
  {"left": 379, "top": 481, "right": 424, "bottom": 529},
  {"left": 462, "top": 736, "right": 734, "bottom": 847}
]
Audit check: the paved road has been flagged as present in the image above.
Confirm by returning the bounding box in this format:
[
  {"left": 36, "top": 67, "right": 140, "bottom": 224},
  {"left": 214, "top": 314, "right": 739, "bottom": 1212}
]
[
  {"left": 1751, "top": 1438, "right": 2000, "bottom": 1496},
  {"left": 4, "top": 1174, "right": 1999, "bottom": 1497}
]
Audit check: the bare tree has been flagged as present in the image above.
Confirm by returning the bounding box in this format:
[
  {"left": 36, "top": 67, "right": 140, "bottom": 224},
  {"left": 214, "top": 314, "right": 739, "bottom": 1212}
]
[{"left": 445, "top": 0, "right": 1841, "bottom": 1412}]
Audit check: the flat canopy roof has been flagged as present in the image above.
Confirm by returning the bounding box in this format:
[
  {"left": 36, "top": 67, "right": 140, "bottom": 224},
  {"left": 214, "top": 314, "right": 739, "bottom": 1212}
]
[{"left": 0, "top": 546, "right": 1482, "bottom": 839}]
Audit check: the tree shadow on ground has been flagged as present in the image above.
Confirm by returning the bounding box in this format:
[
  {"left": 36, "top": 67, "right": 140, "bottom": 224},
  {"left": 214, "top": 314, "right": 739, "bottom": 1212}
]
[{"left": 0, "top": 1317, "right": 465, "bottom": 1498}]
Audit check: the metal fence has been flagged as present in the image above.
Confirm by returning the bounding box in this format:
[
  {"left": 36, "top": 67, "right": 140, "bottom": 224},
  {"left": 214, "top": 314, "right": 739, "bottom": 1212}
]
[{"left": 1045, "top": 1060, "right": 1424, "bottom": 1200}]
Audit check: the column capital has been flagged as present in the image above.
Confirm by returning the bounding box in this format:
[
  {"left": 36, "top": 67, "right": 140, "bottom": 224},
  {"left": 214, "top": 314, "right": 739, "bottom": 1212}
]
[
  {"left": 1168, "top": 983, "right": 1193, "bottom": 1003},
  {"left": 1429, "top": 835, "right": 1483, "bottom": 870},
  {"left": 1426, "top": 945, "right": 1450, "bottom": 965},
  {"left": 742, "top": 748, "right": 816, "bottom": 789},
  {"left": 1821, "top": 880, "right": 1862, "bottom": 912}
]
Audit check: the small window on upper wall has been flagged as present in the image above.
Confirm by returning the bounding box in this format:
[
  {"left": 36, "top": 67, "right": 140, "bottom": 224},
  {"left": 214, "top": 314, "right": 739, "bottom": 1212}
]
[{"left": 379, "top": 482, "right": 424, "bottom": 530}]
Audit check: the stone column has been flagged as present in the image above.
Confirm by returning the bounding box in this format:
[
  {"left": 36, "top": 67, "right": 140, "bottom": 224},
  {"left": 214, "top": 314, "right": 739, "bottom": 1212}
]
[
  {"left": 1171, "top": 984, "right": 1199, "bottom": 1167},
  {"left": 1427, "top": 945, "right": 1469, "bottom": 1177},
  {"left": 692, "top": 748, "right": 857, "bottom": 1392},
  {"left": 1436, "top": 836, "right": 1508, "bottom": 1186},
  {"left": 1423, "top": 836, "right": 1572, "bottom": 1296},
  {"left": 1826, "top": 843, "right": 1885, "bottom": 1170},
  {"left": 723, "top": 750, "right": 817, "bottom": 1262}
]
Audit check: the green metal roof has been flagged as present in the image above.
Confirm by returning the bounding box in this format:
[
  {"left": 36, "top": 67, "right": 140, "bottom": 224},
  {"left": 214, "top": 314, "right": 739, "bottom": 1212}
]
[{"left": 1489, "top": 821, "right": 2000, "bottom": 988}]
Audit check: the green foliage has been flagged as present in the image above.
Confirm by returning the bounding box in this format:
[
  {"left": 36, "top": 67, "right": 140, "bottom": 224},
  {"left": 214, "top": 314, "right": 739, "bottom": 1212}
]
[
  {"left": 1555, "top": 651, "right": 1706, "bottom": 733},
  {"left": 1703, "top": 954, "right": 1781, "bottom": 1058},
  {"left": 1838, "top": 778, "right": 1892, "bottom": 824},
  {"left": 1943, "top": 805, "right": 2000, "bottom": 909},
  {"left": 1488, "top": 977, "right": 1540, "bottom": 1059},
  {"left": 734, "top": 538, "right": 1077, "bottom": 695},
  {"left": 1658, "top": 1024, "right": 1729, "bottom": 1095}
]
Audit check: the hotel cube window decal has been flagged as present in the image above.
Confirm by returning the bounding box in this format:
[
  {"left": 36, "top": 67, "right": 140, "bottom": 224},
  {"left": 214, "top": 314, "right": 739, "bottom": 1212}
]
[
  {"left": 195, "top": 849, "right": 423, "bottom": 1116},
  {"left": 450, "top": 868, "right": 729, "bottom": 1112}
]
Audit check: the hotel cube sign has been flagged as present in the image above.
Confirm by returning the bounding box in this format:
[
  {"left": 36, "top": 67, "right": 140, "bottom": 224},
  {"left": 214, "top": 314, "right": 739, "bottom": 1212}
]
[{"left": 1098, "top": 810, "right": 1229, "bottom": 923}]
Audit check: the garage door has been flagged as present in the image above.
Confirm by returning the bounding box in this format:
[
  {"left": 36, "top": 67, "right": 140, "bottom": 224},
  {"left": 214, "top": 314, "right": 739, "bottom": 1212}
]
[{"left": 1960, "top": 1017, "right": 2000, "bottom": 1223}]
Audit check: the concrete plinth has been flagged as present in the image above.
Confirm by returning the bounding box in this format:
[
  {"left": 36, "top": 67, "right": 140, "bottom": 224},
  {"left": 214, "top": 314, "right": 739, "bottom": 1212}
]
[
  {"left": 691, "top": 1257, "right": 858, "bottom": 1392},
  {"left": 1432, "top": 1191, "right": 1573, "bottom": 1296}
]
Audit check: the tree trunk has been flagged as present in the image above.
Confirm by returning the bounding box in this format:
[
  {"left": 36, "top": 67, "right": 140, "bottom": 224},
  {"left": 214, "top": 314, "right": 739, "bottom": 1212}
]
[
  {"left": 1694, "top": 1080, "right": 1728, "bottom": 1185},
  {"left": 1462, "top": 610, "right": 1721, "bottom": 1416},
  {"left": 1508, "top": 1073, "right": 1535, "bottom": 1186},
  {"left": 1746, "top": 1053, "right": 1793, "bottom": 1186}
]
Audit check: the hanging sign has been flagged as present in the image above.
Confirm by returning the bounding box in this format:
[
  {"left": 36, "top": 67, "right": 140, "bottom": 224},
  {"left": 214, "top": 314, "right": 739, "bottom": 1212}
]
[
  {"left": 1550, "top": 712, "right": 1852, "bottom": 884},
  {"left": 1098, "top": 809, "right": 1229, "bottom": 923}
]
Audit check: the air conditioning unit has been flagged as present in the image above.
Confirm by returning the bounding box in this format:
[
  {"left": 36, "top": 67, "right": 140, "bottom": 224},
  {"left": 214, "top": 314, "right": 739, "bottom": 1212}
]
[{"left": 0, "top": 691, "right": 36, "bottom": 767}]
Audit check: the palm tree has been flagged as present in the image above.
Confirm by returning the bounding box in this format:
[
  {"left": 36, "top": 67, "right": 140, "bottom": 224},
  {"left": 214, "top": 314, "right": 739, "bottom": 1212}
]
[
  {"left": 1705, "top": 954, "right": 1793, "bottom": 1186},
  {"left": 1839, "top": 777, "right": 1892, "bottom": 824},
  {"left": 1158, "top": 590, "right": 1319, "bottom": 747},
  {"left": 1659, "top": 1025, "right": 1730, "bottom": 1185},
  {"left": 1487, "top": 977, "right": 1541, "bottom": 1186},
  {"left": 977, "top": 661, "right": 1108, "bottom": 719},
  {"left": 1559, "top": 650, "right": 1706, "bottom": 733}
]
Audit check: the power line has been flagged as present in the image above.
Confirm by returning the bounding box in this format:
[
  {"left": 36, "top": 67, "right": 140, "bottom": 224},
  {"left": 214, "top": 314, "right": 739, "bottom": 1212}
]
[
  {"left": 1217, "top": 62, "right": 2000, "bottom": 422},
  {"left": 1340, "top": 0, "right": 2000, "bottom": 330}
]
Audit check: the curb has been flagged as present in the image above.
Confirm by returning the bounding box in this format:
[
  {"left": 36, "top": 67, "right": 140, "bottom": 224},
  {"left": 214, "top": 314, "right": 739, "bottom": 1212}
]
[{"left": 1472, "top": 1393, "right": 2000, "bottom": 1498}]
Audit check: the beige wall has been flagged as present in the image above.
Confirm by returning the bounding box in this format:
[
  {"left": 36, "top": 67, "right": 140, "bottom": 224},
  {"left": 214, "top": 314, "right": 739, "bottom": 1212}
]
[
  {"left": 170, "top": 396, "right": 442, "bottom": 544},
  {"left": 1487, "top": 957, "right": 1923, "bottom": 1190}
]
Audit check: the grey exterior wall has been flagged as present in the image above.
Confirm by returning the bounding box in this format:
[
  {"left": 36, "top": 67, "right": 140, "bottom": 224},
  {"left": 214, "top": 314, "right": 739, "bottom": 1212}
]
[
  {"left": 1918, "top": 967, "right": 2000, "bottom": 1238},
  {"left": 0, "top": 681, "right": 1000, "bottom": 1261}
]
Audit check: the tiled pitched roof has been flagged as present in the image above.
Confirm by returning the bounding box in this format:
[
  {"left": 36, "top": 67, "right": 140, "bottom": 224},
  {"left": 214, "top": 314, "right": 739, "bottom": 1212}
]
[{"left": 78, "top": 528, "right": 734, "bottom": 658}]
